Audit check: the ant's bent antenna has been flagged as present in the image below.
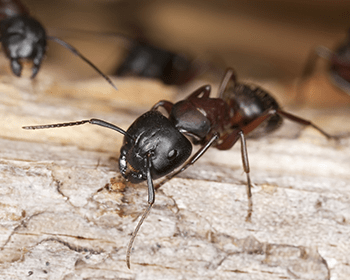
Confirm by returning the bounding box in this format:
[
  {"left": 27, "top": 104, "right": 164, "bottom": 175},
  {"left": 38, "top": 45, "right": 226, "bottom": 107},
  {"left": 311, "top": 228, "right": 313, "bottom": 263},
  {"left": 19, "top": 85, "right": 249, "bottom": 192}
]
[
  {"left": 47, "top": 36, "right": 118, "bottom": 91},
  {"left": 22, "top": 118, "right": 133, "bottom": 140}
]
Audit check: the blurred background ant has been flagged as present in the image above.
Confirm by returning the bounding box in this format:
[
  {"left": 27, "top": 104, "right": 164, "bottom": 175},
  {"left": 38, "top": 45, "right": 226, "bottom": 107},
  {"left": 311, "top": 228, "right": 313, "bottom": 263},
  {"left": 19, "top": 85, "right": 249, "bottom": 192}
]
[
  {"left": 58, "top": 24, "right": 223, "bottom": 88},
  {"left": 20, "top": 0, "right": 349, "bottom": 108},
  {"left": 114, "top": 39, "right": 201, "bottom": 86},
  {"left": 297, "top": 28, "right": 350, "bottom": 104},
  {"left": 0, "top": 0, "right": 117, "bottom": 90}
]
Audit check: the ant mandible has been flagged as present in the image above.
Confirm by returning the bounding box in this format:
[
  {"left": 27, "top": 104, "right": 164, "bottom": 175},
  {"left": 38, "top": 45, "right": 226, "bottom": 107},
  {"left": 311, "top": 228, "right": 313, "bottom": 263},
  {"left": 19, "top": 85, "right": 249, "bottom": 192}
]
[
  {"left": 22, "top": 68, "right": 338, "bottom": 268},
  {"left": 0, "top": 0, "right": 117, "bottom": 90}
]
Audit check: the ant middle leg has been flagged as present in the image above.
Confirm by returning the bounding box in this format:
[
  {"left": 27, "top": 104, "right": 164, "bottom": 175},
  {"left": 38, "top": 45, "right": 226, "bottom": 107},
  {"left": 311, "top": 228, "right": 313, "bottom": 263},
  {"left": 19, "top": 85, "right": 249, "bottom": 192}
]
[
  {"left": 237, "top": 131, "right": 252, "bottom": 221},
  {"left": 216, "top": 129, "right": 253, "bottom": 221}
]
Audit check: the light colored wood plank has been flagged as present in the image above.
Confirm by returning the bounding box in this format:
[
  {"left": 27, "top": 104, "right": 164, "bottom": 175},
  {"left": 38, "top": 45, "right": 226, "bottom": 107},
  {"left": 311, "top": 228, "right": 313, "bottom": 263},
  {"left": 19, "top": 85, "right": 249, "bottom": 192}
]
[{"left": 0, "top": 64, "right": 349, "bottom": 279}]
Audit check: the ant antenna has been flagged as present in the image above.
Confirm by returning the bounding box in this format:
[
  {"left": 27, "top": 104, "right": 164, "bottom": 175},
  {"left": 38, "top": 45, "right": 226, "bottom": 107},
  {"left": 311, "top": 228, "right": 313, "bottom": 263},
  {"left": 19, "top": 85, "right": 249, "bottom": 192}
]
[
  {"left": 22, "top": 118, "right": 133, "bottom": 140},
  {"left": 126, "top": 203, "right": 153, "bottom": 269},
  {"left": 47, "top": 36, "right": 118, "bottom": 91},
  {"left": 126, "top": 153, "right": 155, "bottom": 269}
]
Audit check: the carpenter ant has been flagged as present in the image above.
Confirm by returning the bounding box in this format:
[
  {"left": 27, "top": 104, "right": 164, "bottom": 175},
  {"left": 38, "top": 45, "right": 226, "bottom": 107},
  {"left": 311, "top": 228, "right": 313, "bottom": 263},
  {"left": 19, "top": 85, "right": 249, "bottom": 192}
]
[
  {"left": 60, "top": 27, "right": 214, "bottom": 86},
  {"left": 22, "top": 68, "right": 339, "bottom": 268},
  {"left": 0, "top": 0, "right": 117, "bottom": 90},
  {"left": 115, "top": 40, "right": 199, "bottom": 86},
  {"left": 299, "top": 28, "right": 350, "bottom": 99}
]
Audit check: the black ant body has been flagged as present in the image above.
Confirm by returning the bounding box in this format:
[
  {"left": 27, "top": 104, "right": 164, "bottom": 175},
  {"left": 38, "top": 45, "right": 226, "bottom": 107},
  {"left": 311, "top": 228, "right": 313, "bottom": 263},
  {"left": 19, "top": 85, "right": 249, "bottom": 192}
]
[
  {"left": 23, "top": 68, "right": 338, "bottom": 268},
  {"left": 300, "top": 28, "right": 350, "bottom": 96},
  {"left": 61, "top": 27, "right": 210, "bottom": 86},
  {"left": 0, "top": 0, "right": 117, "bottom": 89},
  {"left": 115, "top": 41, "right": 198, "bottom": 86}
]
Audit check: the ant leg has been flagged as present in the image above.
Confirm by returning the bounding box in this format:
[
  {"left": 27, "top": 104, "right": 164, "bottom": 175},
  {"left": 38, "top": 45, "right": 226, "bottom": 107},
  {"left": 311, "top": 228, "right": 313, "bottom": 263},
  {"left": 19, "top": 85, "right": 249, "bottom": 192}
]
[
  {"left": 277, "top": 109, "right": 337, "bottom": 139},
  {"left": 216, "top": 129, "right": 253, "bottom": 221},
  {"left": 187, "top": 85, "right": 211, "bottom": 100},
  {"left": 236, "top": 108, "right": 337, "bottom": 140},
  {"left": 156, "top": 133, "right": 219, "bottom": 189},
  {"left": 151, "top": 100, "right": 174, "bottom": 114},
  {"left": 218, "top": 68, "right": 237, "bottom": 98},
  {"left": 300, "top": 48, "right": 326, "bottom": 82},
  {"left": 11, "top": 58, "right": 22, "bottom": 77},
  {"left": 31, "top": 44, "right": 45, "bottom": 78},
  {"left": 238, "top": 131, "right": 253, "bottom": 222},
  {"left": 126, "top": 154, "right": 155, "bottom": 269},
  {"left": 296, "top": 46, "right": 333, "bottom": 105}
]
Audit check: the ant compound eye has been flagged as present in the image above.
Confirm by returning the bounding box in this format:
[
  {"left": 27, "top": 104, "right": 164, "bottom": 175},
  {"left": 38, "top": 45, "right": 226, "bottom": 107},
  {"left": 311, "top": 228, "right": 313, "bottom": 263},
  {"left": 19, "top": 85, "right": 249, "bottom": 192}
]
[{"left": 167, "top": 149, "right": 178, "bottom": 160}]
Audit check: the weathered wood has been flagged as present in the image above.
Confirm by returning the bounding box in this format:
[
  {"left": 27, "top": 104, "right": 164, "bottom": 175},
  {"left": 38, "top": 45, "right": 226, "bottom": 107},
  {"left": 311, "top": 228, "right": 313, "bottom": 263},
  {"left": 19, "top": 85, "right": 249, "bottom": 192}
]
[{"left": 0, "top": 59, "right": 349, "bottom": 280}]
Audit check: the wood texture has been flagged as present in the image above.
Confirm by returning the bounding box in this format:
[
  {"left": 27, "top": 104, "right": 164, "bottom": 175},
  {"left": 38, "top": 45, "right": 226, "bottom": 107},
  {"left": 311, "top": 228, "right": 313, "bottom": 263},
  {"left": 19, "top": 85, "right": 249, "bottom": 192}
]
[{"left": 0, "top": 62, "right": 349, "bottom": 280}]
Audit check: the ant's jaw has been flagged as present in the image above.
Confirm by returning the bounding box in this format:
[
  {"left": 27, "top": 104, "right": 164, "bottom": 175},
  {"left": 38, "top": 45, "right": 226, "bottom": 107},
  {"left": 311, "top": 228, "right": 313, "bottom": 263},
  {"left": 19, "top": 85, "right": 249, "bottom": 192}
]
[{"left": 119, "top": 153, "right": 146, "bottom": 184}]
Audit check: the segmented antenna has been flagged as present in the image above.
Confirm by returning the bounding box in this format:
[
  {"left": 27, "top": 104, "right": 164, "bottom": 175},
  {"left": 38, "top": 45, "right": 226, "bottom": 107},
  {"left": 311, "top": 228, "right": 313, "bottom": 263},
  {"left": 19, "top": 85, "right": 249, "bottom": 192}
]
[
  {"left": 48, "top": 36, "right": 118, "bottom": 91},
  {"left": 126, "top": 153, "right": 155, "bottom": 269},
  {"left": 22, "top": 118, "right": 134, "bottom": 140},
  {"left": 126, "top": 203, "right": 153, "bottom": 269}
]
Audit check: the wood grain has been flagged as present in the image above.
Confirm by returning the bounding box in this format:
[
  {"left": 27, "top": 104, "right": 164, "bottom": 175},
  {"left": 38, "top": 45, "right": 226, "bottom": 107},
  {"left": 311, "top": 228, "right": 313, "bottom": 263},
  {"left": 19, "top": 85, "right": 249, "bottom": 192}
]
[{"left": 0, "top": 61, "right": 349, "bottom": 279}]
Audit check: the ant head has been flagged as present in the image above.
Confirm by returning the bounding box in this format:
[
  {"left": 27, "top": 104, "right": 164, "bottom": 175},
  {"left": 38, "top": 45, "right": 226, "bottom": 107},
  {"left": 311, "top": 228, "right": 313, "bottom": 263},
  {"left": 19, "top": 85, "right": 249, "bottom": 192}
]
[
  {"left": 0, "top": 15, "right": 46, "bottom": 78},
  {"left": 119, "top": 110, "right": 192, "bottom": 183}
]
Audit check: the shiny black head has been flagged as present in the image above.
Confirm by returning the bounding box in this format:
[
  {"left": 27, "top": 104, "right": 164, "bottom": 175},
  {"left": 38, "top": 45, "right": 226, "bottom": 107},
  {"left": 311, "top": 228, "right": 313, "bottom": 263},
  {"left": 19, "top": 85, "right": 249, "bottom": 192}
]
[
  {"left": 0, "top": 15, "right": 46, "bottom": 78},
  {"left": 119, "top": 110, "right": 192, "bottom": 184}
]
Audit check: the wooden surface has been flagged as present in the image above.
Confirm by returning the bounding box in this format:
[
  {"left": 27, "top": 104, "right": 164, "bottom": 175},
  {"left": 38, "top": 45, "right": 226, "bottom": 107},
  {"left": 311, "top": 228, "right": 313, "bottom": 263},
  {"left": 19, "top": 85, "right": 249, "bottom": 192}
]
[
  {"left": 0, "top": 1, "right": 350, "bottom": 279},
  {"left": 0, "top": 63, "right": 349, "bottom": 280}
]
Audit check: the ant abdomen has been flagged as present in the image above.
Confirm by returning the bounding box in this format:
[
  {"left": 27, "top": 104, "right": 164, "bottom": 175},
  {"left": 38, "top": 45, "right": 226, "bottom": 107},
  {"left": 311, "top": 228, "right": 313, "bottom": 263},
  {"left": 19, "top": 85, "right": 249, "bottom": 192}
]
[{"left": 229, "top": 84, "right": 283, "bottom": 137}]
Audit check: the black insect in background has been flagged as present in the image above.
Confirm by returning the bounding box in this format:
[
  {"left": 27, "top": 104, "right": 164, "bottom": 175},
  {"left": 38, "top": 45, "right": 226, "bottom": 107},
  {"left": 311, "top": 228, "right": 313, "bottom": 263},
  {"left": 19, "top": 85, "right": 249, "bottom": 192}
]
[
  {"left": 115, "top": 40, "right": 199, "bottom": 86},
  {"left": 299, "top": 28, "right": 350, "bottom": 98},
  {"left": 0, "top": 0, "right": 117, "bottom": 90}
]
